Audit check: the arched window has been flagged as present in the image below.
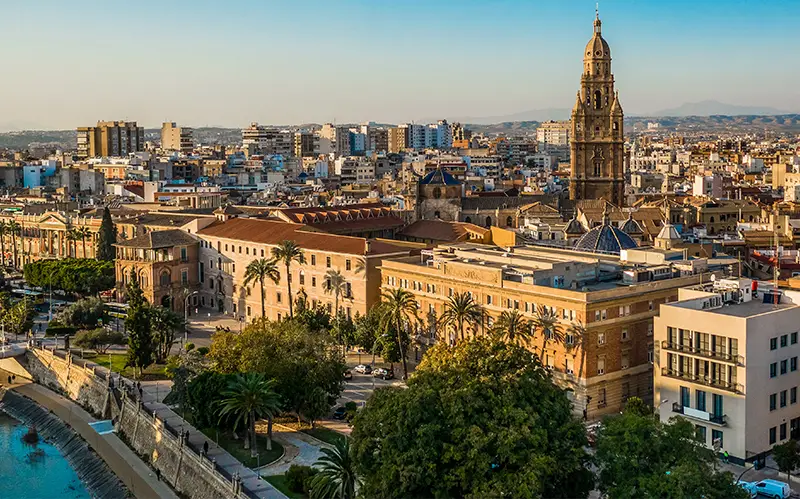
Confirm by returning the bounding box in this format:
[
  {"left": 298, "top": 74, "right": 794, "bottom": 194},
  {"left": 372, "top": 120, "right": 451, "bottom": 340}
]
[
  {"left": 140, "top": 271, "right": 148, "bottom": 288},
  {"left": 594, "top": 90, "right": 602, "bottom": 110},
  {"left": 506, "top": 216, "right": 513, "bottom": 227},
  {"left": 434, "top": 211, "right": 441, "bottom": 219},
  {"left": 432, "top": 187, "right": 441, "bottom": 199},
  {"left": 749, "top": 215, "right": 754, "bottom": 222},
  {"left": 709, "top": 216, "right": 715, "bottom": 224},
  {"left": 613, "top": 122, "right": 618, "bottom": 131},
  {"left": 160, "top": 271, "right": 170, "bottom": 287},
  {"left": 485, "top": 216, "right": 492, "bottom": 227},
  {"left": 465, "top": 217, "right": 472, "bottom": 224}
]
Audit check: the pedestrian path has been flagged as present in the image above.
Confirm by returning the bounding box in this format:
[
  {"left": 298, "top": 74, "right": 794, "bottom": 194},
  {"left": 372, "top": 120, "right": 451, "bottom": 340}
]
[{"left": 257, "top": 424, "right": 333, "bottom": 476}]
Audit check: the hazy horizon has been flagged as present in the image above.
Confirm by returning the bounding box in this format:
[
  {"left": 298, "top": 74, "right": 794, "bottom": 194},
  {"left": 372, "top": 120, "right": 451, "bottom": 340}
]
[{"left": 2, "top": 0, "right": 799, "bottom": 131}]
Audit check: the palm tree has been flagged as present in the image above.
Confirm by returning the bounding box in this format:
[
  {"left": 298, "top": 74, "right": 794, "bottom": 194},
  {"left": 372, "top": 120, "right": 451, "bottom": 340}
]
[
  {"left": 271, "top": 240, "right": 304, "bottom": 318},
  {"left": 0, "top": 221, "right": 7, "bottom": 268},
  {"left": 7, "top": 220, "right": 20, "bottom": 269},
  {"left": 532, "top": 305, "right": 564, "bottom": 358},
  {"left": 324, "top": 269, "right": 347, "bottom": 316},
  {"left": 438, "top": 292, "right": 484, "bottom": 342},
  {"left": 243, "top": 258, "right": 280, "bottom": 319},
  {"left": 566, "top": 321, "right": 589, "bottom": 380},
  {"left": 309, "top": 438, "right": 359, "bottom": 499},
  {"left": 76, "top": 227, "right": 91, "bottom": 258},
  {"left": 66, "top": 228, "right": 80, "bottom": 258},
  {"left": 491, "top": 310, "right": 533, "bottom": 345},
  {"left": 218, "top": 373, "right": 281, "bottom": 456},
  {"left": 379, "top": 288, "right": 419, "bottom": 380}
]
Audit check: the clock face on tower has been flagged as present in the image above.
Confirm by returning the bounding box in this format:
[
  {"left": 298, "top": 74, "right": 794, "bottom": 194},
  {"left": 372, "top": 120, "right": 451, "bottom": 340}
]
[{"left": 569, "top": 13, "right": 624, "bottom": 206}]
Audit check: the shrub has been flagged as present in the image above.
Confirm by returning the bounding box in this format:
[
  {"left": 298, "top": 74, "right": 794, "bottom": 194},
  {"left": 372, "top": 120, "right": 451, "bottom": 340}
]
[
  {"left": 344, "top": 401, "right": 358, "bottom": 422},
  {"left": 45, "top": 321, "right": 77, "bottom": 337},
  {"left": 73, "top": 328, "right": 125, "bottom": 354},
  {"left": 57, "top": 297, "right": 106, "bottom": 329},
  {"left": 285, "top": 465, "right": 317, "bottom": 493},
  {"left": 184, "top": 342, "right": 195, "bottom": 351},
  {"left": 196, "top": 346, "right": 209, "bottom": 356}
]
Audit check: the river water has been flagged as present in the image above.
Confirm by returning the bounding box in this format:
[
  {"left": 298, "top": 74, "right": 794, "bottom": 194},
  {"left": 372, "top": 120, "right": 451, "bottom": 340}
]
[{"left": 0, "top": 412, "right": 90, "bottom": 499}]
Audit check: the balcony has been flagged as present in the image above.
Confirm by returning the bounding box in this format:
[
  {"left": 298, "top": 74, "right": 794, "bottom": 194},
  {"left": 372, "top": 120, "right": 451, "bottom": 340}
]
[
  {"left": 661, "top": 341, "right": 744, "bottom": 365},
  {"left": 661, "top": 367, "right": 743, "bottom": 394},
  {"left": 672, "top": 402, "right": 727, "bottom": 426}
]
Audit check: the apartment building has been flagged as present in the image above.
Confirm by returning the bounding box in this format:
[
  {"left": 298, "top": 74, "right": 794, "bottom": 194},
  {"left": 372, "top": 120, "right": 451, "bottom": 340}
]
[
  {"left": 161, "top": 122, "right": 194, "bottom": 154},
  {"left": 195, "top": 217, "right": 413, "bottom": 320},
  {"left": 318, "top": 124, "right": 351, "bottom": 157},
  {"left": 293, "top": 131, "right": 319, "bottom": 157},
  {"left": 76, "top": 121, "right": 144, "bottom": 158},
  {"left": 388, "top": 127, "right": 408, "bottom": 153},
  {"left": 655, "top": 278, "right": 800, "bottom": 464},
  {"left": 536, "top": 121, "right": 570, "bottom": 146},
  {"left": 380, "top": 243, "right": 710, "bottom": 417},
  {"left": 241, "top": 123, "right": 293, "bottom": 158}
]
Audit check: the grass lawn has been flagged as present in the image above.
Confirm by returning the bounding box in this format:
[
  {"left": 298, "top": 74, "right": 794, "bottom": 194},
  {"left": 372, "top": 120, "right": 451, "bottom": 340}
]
[
  {"left": 80, "top": 352, "right": 169, "bottom": 380},
  {"left": 273, "top": 418, "right": 348, "bottom": 446},
  {"left": 200, "top": 428, "right": 284, "bottom": 469},
  {"left": 263, "top": 474, "right": 307, "bottom": 499}
]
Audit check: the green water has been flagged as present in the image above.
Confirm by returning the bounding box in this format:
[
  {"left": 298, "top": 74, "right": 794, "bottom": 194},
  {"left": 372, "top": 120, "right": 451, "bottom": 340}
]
[{"left": 0, "top": 412, "right": 90, "bottom": 499}]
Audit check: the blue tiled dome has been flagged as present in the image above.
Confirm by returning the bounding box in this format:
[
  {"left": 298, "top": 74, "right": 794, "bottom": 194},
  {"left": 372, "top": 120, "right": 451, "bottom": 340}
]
[
  {"left": 574, "top": 223, "right": 638, "bottom": 254},
  {"left": 420, "top": 168, "right": 460, "bottom": 186}
]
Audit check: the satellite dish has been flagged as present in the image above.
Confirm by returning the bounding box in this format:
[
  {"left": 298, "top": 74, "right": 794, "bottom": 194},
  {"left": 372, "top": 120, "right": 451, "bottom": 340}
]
[{"left": 711, "top": 275, "right": 717, "bottom": 282}]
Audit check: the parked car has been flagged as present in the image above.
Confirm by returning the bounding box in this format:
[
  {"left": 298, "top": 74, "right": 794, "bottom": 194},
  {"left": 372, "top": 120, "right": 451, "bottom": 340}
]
[
  {"left": 343, "top": 369, "right": 353, "bottom": 380},
  {"left": 354, "top": 364, "right": 372, "bottom": 374},
  {"left": 741, "top": 479, "right": 791, "bottom": 499},
  {"left": 373, "top": 367, "right": 394, "bottom": 380},
  {"left": 332, "top": 406, "right": 347, "bottom": 420}
]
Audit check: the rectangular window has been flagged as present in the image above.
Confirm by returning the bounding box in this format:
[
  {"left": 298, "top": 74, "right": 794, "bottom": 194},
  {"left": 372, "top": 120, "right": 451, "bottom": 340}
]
[
  {"left": 566, "top": 358, "right": 574, "bottom": 375},
  {"left": 793, "top": 357, "right": 798, "bottom": 372},
  {"left": 486, "top": 295, "right": 492, "bottom": 305},
  {"left": 277, "top": 292, "right": 282, "bottom": 303},
  {"left": 770, "top": 393, "right": 777, "bottom": 411},
  {"left": 346, "top": 259, "right": 351, "bottom": 271},
  {"left": 594, "top": 310, "right": 601, "bottom": 321},
  {"left": 771, "top": 362, "right": 778, "bottom": 378},
  {"left": 180, "top": 247, "right": 187, "bottom": 261},
  {"left": 771, "top": 337, "right": 778, "bottom": 350},
  {"left": 681, "top": 386, "right": 691, "bottom": 408},
  {"left": 261, "top": 249, "right": 264, "bottom": 257},
  {"left": 621, "top": 352, "right": 629, "bottom": 370},
  {"left": 326, "top": 256, "right": 331, "bottom": 268},
  {"left": 781, "top": 423, "right": 787, "bottom": 441},
  {"left": 770, "top": 427, "right": 777, "bottom": 445},
  {"left": 695, "top": 425, "right": 707, "bottom": 443},
  {"left": 299, "top": 273, "right": 305, "bottom": 286},
  {"left": 599, "top": 388, "right": 606, "bottom": 407},
  {"left": 712, "top": 393, "right": 723, "bottom": 417},
  {"left": 621, "top": 328, "right": 629, "bottom": 341},
  {"left": 247, "top": 305, "right": 251, "bottom": 316},
  {"left": 311, "top": 254, "right": 316, "bottom": 266},
  {"left": 696, "top": 390, "right": 706, "bottom": 412},
  {"left": 793, "top": 332, "right": 798, "bottom": 345},
  {"left": 597, "top": 357, "right": 605, "bottom": 375},
  {"left": 181, "top": 269, "right": 188, "bottom": 285},
  {"left": 782, "top": 334, "right": 789, "bottom": 348},
  {"left": 793, "top": 387, "right": 798, "bottom": 404},
  {"left": 649, "top": 300, "right": 654, "bottom": 311},
  {"left": 598, "top": 332, "right": 605, "bottom": 345},
  {"left": 781, "top": 359, "right": 788, "bottom": 375},
  {"left": 781, "top": 390, "right": 787, "bottom": 408},
  {"left": 712, "top": 429, "right": 723, "bottom": 449}
]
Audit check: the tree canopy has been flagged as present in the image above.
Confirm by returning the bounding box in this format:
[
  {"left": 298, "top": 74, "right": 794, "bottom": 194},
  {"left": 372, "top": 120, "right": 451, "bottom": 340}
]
[
  {"left": 97, "top": 206, "right": 116, "bottom": 261},
  {"left": 350, "top": 337, "right": 594, "bottom": 499},
  {"left": 56, "top": 296, "right": 106, "bottom": 329},
  {"left": 594, "top": 399, "right": 749, "bottom": 499},
  {"left": 24, "top": 258, "right": 114, "bottom": 296}
]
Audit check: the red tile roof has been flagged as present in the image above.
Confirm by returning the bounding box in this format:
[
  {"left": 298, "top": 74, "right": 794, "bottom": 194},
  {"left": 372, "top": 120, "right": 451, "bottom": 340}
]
[{"left": 197, "top": 218, "right": 410, "bottom": 256}]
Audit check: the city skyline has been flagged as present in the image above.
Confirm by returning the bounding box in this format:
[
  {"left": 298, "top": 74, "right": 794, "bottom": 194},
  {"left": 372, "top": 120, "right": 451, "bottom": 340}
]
[{"left": 2, "top": 0, "right": 799, "bottom": 131}]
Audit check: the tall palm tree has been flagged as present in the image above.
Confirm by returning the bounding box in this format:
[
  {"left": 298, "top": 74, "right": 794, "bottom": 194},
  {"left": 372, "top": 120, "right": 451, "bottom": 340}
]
[
  {"left": 76, "top": 227, "right": 91, "bottom": 258},
  {"left": 66, "top": 228, "right": 80, "bottom": 258},
  {"left": 566, "top": 321, "right": 589, "bottom": 380},
  {"left": 218, "top": 373, "right": 281, "bottom": 456},
  {"left": 0, "top": 221, "right": 7, "bottom": 268},
  {"left": 532, "top": 305, "right": 564, "bottom": 359},
  {"left": 438, "top": 292, "right": 484, "bottom": 342},
  {"left": 271, "top": 240, "right": 304, "bottom": 318},
  {"left": 491, "top": 309, "right": 533, "bottom": 345},
  {"left": 324, "top": 269, "right": 347, "bottom": 316},
  {"left": 7, "top": 220, "right": 20, "bottom": 269},
  {"left": 243, "top": 258, "right": 280, "bottom": 319},
  {"left": 379, "top": 288, "right": 419, "bottom": 380},
  {"left": 309, "top": 438, "right": 359, "bottom": 499}
]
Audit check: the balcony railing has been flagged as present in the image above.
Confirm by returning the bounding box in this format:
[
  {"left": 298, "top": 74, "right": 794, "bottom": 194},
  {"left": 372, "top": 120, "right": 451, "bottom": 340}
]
[
  {"left": 672, "top": 402, "right": 727, "bottom": 426},
  {"left": 661, "top": 341, "right": 744, "bottom": 365},
  {"left": 661, "top": 367, "right": 743, "bottom": 394}
]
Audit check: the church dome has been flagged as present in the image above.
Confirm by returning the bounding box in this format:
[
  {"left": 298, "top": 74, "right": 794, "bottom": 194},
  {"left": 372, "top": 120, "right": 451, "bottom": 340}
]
[
  {"left": 584, "top": 16, "right": 610, "bottom": 60},
  {"left": 420, "top": 167, "right": 460, "bottom": 186},
  {"left": 619, "top": 213, "right": 643, "bottom": 235},
  {"left": 575, "top": 220, "right": 638, "bottom": 254}
]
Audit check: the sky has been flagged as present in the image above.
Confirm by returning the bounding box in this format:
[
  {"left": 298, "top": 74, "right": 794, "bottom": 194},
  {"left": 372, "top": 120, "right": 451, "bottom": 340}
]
[{"left": 1, "top": 0, "right": 800, "bottom": 130}]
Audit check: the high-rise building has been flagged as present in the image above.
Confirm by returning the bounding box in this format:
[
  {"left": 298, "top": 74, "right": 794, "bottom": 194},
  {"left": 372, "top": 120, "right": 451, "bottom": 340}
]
[
  {"left": 536, "top": 121, "right": 570, "bottom": 146},
  {"left": 294, "top": 131, "right": 319, "bottom": 157},
  {"left": 569, "top": 13, "right": 625, "bottom": 205},
  {"left": 388, "top": 127, "right": 408, "bottom": 153},
  {"left": 241, "top": 123, "right": 294, "bottom": 157},
  {"left": 318, "top": 123, "right": 351, "bottom": 157},
  {"left": 76, "top": 121, "right": 144, "bottom": 158},
  {"left": 161, "top": 122, "right": 194, "bottom": 154}
]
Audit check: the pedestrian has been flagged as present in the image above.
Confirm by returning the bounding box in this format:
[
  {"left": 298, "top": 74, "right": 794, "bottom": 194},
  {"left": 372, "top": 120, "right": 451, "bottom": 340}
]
[
  {"left": 155, "top": 468, "right": 161, "bottom": 481},
  {"left": 139, "top": 387, "right": 143, "bottom": 399},
  {"left": 203, "top": 441, "right": 209, "bottom": 456},
  {"left": 723, "top": 450, "right": 729, "bottom": 463}
]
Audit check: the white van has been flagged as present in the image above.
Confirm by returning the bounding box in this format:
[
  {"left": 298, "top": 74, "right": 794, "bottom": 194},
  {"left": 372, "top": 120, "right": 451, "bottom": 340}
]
[{"left": 741, "top": 479, "right": 791, "bottom": 499}]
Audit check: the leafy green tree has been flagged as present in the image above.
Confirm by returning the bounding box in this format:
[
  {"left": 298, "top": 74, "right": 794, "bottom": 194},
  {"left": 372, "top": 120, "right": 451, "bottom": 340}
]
[
  {"left": 595, "top": 404, "right": 748, "bottom": 499},
  {"left": 73, "top": 328, "right": 125, "bottom": 354},
  {"left": 24, "top": 259, "right": 114, "bottom": 296},
  {"left": 271, "top": 240, "right": 304, "bottom": 318},
  {"left": 97, "top": 206, "right": 116, "bottom": 261},
  {"left": 3, "top": 299, "right": 33, "bottom": 340},
  {"left": 350, "top": 338, "right": 594, "bottom": 499},
  {"left": 57, "top": 297, "right": 106, "bottom": 328},
  {"left": 294, "top": 296, "right": 332, "bottom": 333},
  {"left": 490, "top": 309, "right": 532, "bottom": 344},
  {"left": 772, "top": 439, "right": 800, "bottom": 482},
  {"left": 438, "top": 291, "right": 484, "bottom": 341},
  {"left": 218, "top": 373, "right": 281, "bottom": 455},
  {"left": 352, "top": 308, "right": 381, "bottom": 358},
  {"left": 150, "top": 306, "right": 184, "bottom": 363},
  {"left": 243, "top": 258, "right": 280, "bottom": 319},
  {"left": 309, "top": 438, "right": 359, "bottom": 499},
  {"left": 124, "top": 272, "right": 153, "bottom": 376},
  {"left": 185, "top": 371, "right": 238, "bottom": 430},
  {"left": 379, "top": 288, "right": 419, "bottom": 380}
]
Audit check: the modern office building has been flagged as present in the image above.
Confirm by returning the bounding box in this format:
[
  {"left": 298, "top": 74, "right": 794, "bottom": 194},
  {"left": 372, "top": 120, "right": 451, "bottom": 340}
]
[
  {"left": 76, "top": 121, "right": 144, "bottom": 158},
  {"left": 161, "top": 122, "right": 194, "bottom": 154},
  {"left": 655, "top": 278, "right": 800, "bottom": 464}
]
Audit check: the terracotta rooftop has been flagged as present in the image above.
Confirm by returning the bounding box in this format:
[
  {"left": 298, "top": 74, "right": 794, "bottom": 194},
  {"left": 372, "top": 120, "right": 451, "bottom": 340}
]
[
  {"left": 197, "top": 218, "right": 411, "bottom": 256},
  {"left": 399, "top": 220, "right": 488, "bottom": 243},
  {"left": 115, "top": 229, "right": 198, "bottom": 249}
]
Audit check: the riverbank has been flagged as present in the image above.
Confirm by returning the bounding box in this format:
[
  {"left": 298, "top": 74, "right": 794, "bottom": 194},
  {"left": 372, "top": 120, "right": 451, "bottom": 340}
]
[{"left": 0, "top": 370, "right": 178, "bottom": 499}]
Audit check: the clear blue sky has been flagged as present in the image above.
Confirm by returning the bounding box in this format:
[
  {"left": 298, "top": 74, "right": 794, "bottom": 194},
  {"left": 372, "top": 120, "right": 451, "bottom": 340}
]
[{"left": 2, "top": 0, "right": 799, "bottom": 130}]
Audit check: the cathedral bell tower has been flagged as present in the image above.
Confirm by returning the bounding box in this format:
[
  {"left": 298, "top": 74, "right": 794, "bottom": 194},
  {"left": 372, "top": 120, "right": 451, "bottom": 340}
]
[{"left": 569, "top": 11, "right": 625, "bottom": 206}]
